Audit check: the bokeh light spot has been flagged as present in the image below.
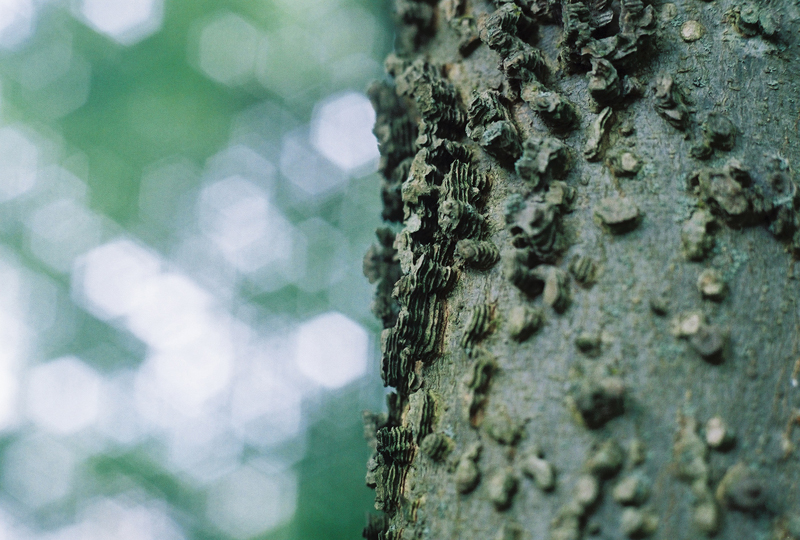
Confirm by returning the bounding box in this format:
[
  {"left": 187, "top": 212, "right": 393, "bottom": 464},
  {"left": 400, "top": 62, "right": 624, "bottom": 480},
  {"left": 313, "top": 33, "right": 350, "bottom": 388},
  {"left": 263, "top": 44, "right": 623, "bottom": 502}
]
[
  {"left": 230, "top": 364, "right": 303, "bottom": 448},
  {"left": 59, "top": 497, "right": 186, "bottom": 540},
  {"left": 206, "top": 465, "right": 297, "bottom": 539},
  {"left": 141, "top": 326, "right": 234, "bottom": 413},
  {"left": 0, "top": 0, "right": 34, "bottom": 49},
  {"left": 280, "top": 126, "right": 348, "bottom": 197},
  {"left": 0, "top": 127, "right": 38, "bottom": 203},
  {"left": 309, "top": 8, "right": 379, "bottom": 65},
  {"left": 12, "top": 34, "right": 91, "bottom": 119},
  {"left": 16, "top": 33, "right": 73, "bottom": 91},
  {"left": 205, "top": 144, "right": 276, "bottom": 191},
  {"left": 198, "top": 178, "right": 270, "bottom": 255},
  {"left": 73, "top": 239, "right": 162, "bottom": 321},
  {"left": 28, "top": 199, "right": 103, "bottom": 273},
  {"left": 124, "top": 272, "right": 212, "bottom": 349},
  {"left": 25, "top": 356, "right": 103, "bottom": 434},
  {"left": 196, "top": 12, "right": 261, "bottom": 86},
  {"left": 197, "top": 176, "right": 295, "bottom": 274},
  {"left": 254, "top": 24, "right": 318, "bottom": 104},
  {"left": 2, "top": 434, "right": 76, "bottom": 508},
  {"left": 310, "top": 92, "right": 378, "bottom": 174},
  {"left": 294, "top": 311, "right": 368, "bottom": 388},
  {"left": 76, "top": 0, "right": 163, "bottom": 45},
  {"left": 163, "top": 415, "right": 240, "bottom": 483}
]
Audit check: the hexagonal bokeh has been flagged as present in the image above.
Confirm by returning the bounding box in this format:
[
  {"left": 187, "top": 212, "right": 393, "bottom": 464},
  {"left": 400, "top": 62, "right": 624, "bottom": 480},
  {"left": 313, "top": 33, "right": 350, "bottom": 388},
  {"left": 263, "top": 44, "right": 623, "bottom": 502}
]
[
  {"left": 2, "top": 433, "right": 77, "bottom": 509},
  {"left": 280, "top": 125, "right": 348, "bottom": 197},
  {"left": 206, "top": 465, "right": 297, "bottom": 539},
  {"left": 25, "top": 356, "right": 104, "bottom": 434},
  {"left": 73, "top": 239, "right": 162, "bottom": 321},
  {"left": 28, "top": 199, "right": 103, "bottom": 273},
  {"left": 195, "top": 11, "right": 261, "bottom": 86},
  {"left": 75, "top": 0, "right": 163, "bottom": 45},
  {"left": 310, "top": 91, "right": 379, "bottom": 175},
  {"left": 294, "top": 311, "right": 368, "bottom": 389},
  {"left": 0, "top": 127, "right": 38, "bottom": 203},
  {"left": 11, "top": 34, "right": 92, "bottom": 119},
  {"left": 65, "top": 498, "right": 186, "bottom": 540},
  {"left": 0, "top": 0, "right": 35, "bottom": 49}
]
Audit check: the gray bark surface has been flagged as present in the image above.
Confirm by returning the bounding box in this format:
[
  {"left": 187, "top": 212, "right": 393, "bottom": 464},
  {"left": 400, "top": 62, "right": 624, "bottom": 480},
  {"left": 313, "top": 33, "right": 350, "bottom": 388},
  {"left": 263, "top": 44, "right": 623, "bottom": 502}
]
[{"left": 364, "top": 1, "right": 800, "bottom": 539}]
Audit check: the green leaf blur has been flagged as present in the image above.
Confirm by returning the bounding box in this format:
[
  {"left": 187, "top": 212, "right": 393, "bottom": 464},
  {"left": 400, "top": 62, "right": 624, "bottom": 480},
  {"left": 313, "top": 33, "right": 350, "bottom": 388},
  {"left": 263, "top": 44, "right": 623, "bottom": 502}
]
[{"left": 0, "top": 0, "right": 392, "bottom": 539}]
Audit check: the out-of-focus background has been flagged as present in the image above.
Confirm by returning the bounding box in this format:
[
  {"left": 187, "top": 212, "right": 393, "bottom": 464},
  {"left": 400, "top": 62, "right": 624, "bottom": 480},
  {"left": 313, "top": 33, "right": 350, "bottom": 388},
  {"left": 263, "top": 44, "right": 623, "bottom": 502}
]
[{"left": 0, "top": 0, "right": 392, "bottom": 538}]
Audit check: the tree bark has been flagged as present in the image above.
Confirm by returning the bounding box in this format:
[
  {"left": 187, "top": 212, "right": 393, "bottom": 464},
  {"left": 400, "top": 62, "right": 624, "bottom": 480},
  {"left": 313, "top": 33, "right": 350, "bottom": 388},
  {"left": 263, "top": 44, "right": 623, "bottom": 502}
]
[{"left": 363, "top": 1, "right": 800, "bottom": 539}]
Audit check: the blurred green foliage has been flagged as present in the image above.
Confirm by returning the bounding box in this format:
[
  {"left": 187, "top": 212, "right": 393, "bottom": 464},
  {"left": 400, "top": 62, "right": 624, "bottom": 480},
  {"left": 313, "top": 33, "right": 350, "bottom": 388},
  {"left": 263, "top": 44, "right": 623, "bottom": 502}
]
[{"left": 0, "top": 0, "right": 393, "bottom": 538}]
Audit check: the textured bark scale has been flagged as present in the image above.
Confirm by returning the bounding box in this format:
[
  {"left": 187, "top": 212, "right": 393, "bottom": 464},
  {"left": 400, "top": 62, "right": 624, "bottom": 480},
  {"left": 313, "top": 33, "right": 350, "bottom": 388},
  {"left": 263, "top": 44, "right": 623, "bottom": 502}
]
[{"left": 363, "top": 1, "right": 800, "bottom": 538}]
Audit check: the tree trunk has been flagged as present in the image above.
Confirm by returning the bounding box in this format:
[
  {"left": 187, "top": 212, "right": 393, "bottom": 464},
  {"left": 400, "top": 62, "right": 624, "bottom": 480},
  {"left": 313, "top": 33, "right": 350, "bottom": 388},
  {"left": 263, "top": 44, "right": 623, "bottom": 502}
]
[{"left": 363, "top": 1, "right": 800, "bottom": 539}]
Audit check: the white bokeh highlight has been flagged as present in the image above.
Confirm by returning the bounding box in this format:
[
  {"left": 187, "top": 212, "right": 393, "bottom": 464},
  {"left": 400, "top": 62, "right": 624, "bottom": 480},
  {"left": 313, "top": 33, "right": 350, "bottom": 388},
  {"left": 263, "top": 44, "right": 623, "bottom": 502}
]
[
  {"left": 95, "top": 372, "right": 147, "bottom": 446},
  {"left": 204, "top": 144, "right": 277, "bottom": 190},
  {"left": 197, "top": 176, "right": 296, "bottom": 275},
  {"left": 76, "top": 0, "right": 163, "bottom": 45},
  {"left": 46, "top": 498, "right": 186, "bottom": 540},
  {"left": 0, "top": 127, "right": 38, "bottom": 203},
  {"left": 310, "top": 92, "right": 378, "bottom": 174},
  {"left": 206, "top": 465, "right": 297, "bottom": 539},
  {"left": 294, "top": 311, "right": 368, "bottom": 388},
  {"left": 229, "top": 360, "right": 303, "bottom": 448},
  {"left": 308, "top": 8, "right": 379, "bottom": 65},
  {"left": 74, "top": 239, "right": 161, "bottom": 321},
  {"left": 253, "top": 24, "right": 314, "bottom": 104},
  {"left": 124, "top": 272, "right": 212, "bottom": 350},
  {"left": 135, "top": 322, "right": 234, "bottom": 416},
  {"left": 25, "top": 356, "right": 103, "bottom": 434},
  {"left": 161, "top": 415, "right": 240, "bottom": 483},
  {"left": 280, "top": 126, "right": 347, "bottom": 197},
  {"left": 73, "top": 239, "right": 238, "bottom": 422},
  {"left": 0, "top": 258, "right": 30, "bottom": 432},
  {"left": 0, "top": 0, "right": 34, "bottom": 49}
]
